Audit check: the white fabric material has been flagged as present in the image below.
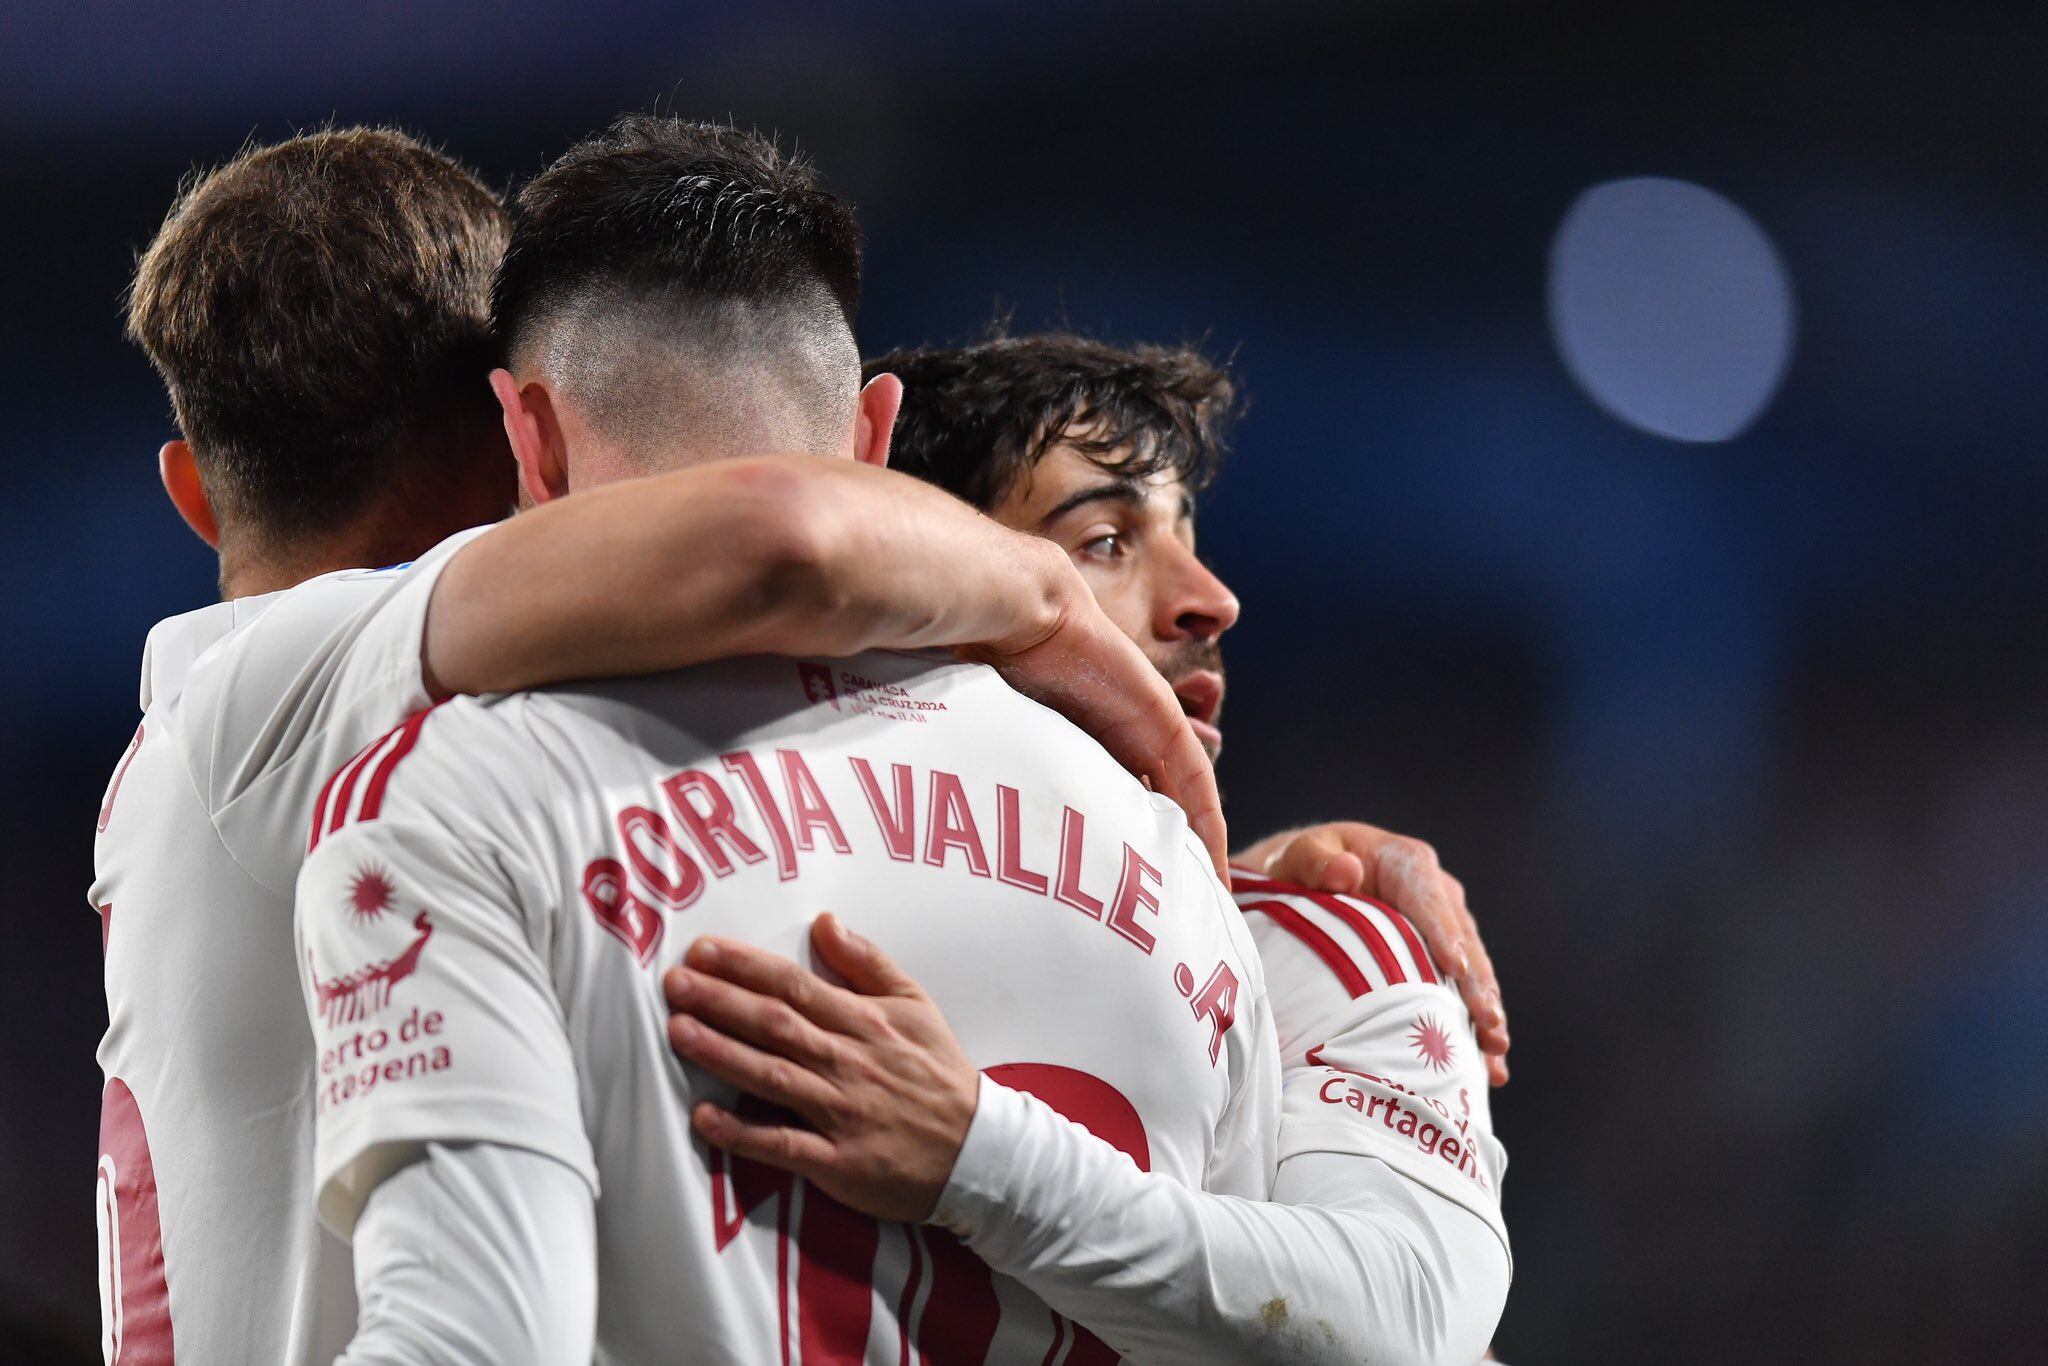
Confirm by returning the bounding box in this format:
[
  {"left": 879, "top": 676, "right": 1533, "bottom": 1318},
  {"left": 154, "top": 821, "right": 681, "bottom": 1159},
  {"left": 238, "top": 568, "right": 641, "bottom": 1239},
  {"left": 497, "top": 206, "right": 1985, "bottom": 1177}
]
[
  {"left": 298, "top": 651, "right": 1279, "bottom": 1365},
  {"left": 1236, "top": 879, "right": 1510, "bottom": 1255},
  {"left": 336, "top": 1142, "right": 595, "bottom": 1366},
  {"left": 938, "top": 1078, "right": 1507, "bottom": 1364},
  {"left": 90, "top": 527, "right": 490, "bottom": 1366},
  {"left": 927, "top": 877, "right": 1512, "bottom": 1362}
]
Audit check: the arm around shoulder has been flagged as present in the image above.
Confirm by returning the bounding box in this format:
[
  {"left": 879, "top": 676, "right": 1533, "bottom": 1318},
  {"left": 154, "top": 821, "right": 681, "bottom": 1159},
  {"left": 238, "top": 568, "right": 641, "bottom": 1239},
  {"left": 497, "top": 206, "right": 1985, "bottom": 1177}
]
[{"left": 420, "top": 456, "right": 1074, "bottom": 696}]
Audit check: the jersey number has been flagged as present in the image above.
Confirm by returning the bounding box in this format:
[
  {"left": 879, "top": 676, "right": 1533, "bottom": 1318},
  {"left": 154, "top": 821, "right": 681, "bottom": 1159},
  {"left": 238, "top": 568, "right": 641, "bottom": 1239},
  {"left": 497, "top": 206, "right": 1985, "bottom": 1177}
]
[
  {"left": 709, "top": 1064, "right": 1146, "bottom": 1364},
  {"left": 97, "top": 1078, "right": 175, "bottom": 1364}
]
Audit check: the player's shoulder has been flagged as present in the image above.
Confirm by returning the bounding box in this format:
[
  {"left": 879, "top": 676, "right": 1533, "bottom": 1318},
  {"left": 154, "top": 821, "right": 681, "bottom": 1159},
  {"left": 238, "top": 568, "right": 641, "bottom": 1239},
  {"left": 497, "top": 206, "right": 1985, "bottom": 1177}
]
[
  {"left": 173, "top": 526, "right": 490, "bottom": 697},
  {"left": 1229, "top": 868, "right": 1445, "bottom": 1002},
  {"left": 136, "top": 594, "right": 283, "bottom": 711},
  {"left": 306, "top": 694, "right": 541, "bottom": 854}
]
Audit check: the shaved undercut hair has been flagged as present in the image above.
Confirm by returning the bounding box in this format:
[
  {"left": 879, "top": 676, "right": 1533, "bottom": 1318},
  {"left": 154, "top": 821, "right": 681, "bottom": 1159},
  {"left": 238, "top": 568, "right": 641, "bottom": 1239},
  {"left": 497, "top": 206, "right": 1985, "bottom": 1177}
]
[{"left": 493, "top": 115, "right": 865, "bottom": 463}]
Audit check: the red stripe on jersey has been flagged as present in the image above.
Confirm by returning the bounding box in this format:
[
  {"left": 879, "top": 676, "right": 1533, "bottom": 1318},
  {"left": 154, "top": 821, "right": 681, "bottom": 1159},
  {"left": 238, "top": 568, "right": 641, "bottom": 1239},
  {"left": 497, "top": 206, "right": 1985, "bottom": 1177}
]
[
  {"left": 1227, "top": 871, "right": 1303, "bottom": 898},
  {"left": 1302, "top": 888, "right": 1408, "bottom": 985},
  {"left": 327, "top": 735, "right": 391, "bottom": 827},
  {"left": 1231, "top": 872, "right": 1445, "bottom": 987},
  {"left": 1382, "top": 901, "right": 1440, "bottom": 984},
  {"left": 358, "top": 704, "right": 443, "bottom": 822},
  {"left": 896, "top": 1227, "right": 924, "bottom": 1366},
  {"left": 1240, "top": 898, "right": 1373, "bottom": 998},
  {"left": 98, "top": 1078, "right": 177, "bottom": 1363},
  {"left": 1041, "top": 1313, "right": 1068, "bottom": 1366},
  {"left": 309, "top": 732, "right": 390, "bottom": 852}
]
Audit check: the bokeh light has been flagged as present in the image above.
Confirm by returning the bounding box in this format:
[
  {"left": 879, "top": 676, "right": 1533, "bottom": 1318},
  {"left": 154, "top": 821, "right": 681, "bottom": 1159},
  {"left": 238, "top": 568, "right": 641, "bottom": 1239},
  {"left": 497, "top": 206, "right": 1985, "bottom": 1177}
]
[{"left": 1548, "top": 176, "right": 1795, "bottom": 443}]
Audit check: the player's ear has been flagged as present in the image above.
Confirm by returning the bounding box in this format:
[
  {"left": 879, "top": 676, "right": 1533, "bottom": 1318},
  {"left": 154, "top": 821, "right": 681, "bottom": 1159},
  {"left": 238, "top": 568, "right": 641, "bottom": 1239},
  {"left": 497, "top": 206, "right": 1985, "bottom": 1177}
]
[
  {"left": 490, "top": 369, "right": 570, "bottom": 505},
  {"left": 158, "top": 439, "right": 219, "bottom": 548},
  {"left": 851, "top": 371, "right": 903, "bottom": 469}
]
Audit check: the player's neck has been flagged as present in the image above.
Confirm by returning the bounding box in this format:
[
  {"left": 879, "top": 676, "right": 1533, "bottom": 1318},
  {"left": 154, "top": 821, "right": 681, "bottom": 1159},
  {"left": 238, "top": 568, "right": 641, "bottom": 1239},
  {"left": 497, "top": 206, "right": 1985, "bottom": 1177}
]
[{"left": 215, "top": 524, "right": 450, "bottom": 601}]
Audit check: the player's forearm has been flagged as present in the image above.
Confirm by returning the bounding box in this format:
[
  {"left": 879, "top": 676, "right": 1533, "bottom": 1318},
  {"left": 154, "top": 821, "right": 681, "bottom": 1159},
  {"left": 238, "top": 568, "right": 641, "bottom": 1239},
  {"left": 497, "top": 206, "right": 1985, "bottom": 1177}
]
[
  {"left": 338, "top": 1143, "right": 596, "bottom": 1366},
  {"left": 423, "top": 457, "right": 1070, "bottom": 696},
  {"left": 934, "top": 1079, "right": 1506, "bottom": 1366}
]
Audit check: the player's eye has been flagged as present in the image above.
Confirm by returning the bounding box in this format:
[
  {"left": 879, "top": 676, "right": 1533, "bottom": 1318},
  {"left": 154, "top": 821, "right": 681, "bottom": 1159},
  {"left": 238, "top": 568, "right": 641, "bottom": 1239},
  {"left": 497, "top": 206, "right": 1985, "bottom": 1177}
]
[{"left": 1079, "top": 532, "right": 1126, "bottom": 562}]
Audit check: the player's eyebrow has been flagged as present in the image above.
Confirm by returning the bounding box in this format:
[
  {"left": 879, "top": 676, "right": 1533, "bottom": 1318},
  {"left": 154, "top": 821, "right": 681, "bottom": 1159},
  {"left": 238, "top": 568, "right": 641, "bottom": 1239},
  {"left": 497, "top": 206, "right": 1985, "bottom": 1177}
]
[{"left": 1036, "top": 480, "right": 1147, "bottom": 528}]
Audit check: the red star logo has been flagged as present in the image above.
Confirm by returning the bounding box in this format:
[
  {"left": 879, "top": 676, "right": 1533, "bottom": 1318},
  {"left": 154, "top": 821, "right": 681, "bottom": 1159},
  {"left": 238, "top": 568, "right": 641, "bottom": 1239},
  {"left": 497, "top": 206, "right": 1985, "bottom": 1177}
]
[
  {"left": 1408, "top": 1013, "right": 1456, "bottom": 1073},
  {"left": 346, "top": 865, "right": 396, "bottom": 925}
]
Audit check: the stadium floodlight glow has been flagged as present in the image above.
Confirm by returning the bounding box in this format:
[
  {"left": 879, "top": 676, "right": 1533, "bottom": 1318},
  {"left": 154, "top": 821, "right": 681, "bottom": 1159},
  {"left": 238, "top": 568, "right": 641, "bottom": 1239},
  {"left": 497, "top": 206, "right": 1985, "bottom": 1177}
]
[{"left": 1547, "top": 176, "right": 1796, "bottom": 443}]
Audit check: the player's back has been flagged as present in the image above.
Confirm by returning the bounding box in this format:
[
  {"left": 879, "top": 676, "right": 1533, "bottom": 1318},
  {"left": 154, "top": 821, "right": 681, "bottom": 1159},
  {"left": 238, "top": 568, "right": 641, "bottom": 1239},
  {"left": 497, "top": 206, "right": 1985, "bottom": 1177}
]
[
  {"left": 301, "top": 650, "right": 1276, "bottom": 1366},
  {"left": 91, "top": 598, "right": 356, "bottom": 1365},
  {"left": 90, "top": 536, "right": 483, "bottom": 1365}
]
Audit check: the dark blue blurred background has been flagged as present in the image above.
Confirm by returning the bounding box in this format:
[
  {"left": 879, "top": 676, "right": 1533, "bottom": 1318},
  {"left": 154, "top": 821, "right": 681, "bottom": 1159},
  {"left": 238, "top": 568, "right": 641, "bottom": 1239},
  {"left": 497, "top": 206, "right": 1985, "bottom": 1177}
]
[{"left": 5, "top": 2, "right": 2044, "bottom": 1361}]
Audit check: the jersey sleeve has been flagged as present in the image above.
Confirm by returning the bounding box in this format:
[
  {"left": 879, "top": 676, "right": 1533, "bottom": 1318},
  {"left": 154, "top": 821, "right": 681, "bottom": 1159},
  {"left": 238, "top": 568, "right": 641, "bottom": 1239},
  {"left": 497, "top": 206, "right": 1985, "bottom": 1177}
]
[
  {"left": 336, "top": 1142, "right": 597, "bottom": 1366},
  {"left": 1233, "top": 875, "right": 1510, "bottom": 1259},
  {"left": 933, "top": 1079, "right": 1508, "bottom": 1364},
  {"left": 295, "top": 700, "right": 595, "bottom": 1239},
  {"left": 175, "top": 525, "right": 493, "bottom": 893}
]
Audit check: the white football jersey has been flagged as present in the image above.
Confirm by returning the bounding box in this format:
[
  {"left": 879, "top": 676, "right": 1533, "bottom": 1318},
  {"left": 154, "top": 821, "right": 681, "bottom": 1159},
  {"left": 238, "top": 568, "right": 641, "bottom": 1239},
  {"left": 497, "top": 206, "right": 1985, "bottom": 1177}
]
[
  {"left": 1229, "top": 869, "right": 1508, "bottom": 1256},
  {"left": 88, "top": 527, "right": 488, "bottom": 1366},
  {"left": 297, "top": 652, "right": 1279, "bottom": 1366}
]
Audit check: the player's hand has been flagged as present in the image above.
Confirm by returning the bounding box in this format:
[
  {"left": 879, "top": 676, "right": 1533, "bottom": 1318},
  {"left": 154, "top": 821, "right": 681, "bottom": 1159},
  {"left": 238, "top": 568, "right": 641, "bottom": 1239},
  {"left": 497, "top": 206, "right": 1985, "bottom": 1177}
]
[
  {"left": 1237, "top": 822, "right": 1510, "bottom": 1085},
  {"left": 664, "top": 914, "right": 979, "bottom": 1224},
  {"left": 960, "top": 555, "right": 1228, "bottom": 881}
]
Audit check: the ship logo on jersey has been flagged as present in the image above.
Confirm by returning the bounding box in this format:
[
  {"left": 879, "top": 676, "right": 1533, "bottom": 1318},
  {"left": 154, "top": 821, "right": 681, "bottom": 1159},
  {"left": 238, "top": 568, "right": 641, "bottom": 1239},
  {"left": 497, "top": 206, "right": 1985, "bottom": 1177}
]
[
  {"left": 346, "top": 864, "right": 396, "bottom": 925},
  {"left": 798, "top": 662, "right": 840, "bottom": 710},
  {"left": 310, "top": 910, "right": 435, "bottom": 1027},
  {"left": 1408, "top": 1012, "right": 1456, "bottom": 1073}
]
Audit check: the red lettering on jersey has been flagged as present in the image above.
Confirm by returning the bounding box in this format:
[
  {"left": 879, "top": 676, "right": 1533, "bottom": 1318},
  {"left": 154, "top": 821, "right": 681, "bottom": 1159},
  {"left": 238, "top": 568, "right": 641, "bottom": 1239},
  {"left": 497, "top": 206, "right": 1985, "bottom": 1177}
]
[
  {"left": 710, "top": 1071, "right": 1145, "bottom": 1366},
  {"left": 794, "top": 1187, "right": 880, "bottom": 1363},
  {"left": 1053, "top": 807, "right": 1105, "bottom": 919},
  {"left": 850, "top": 758, "right": 917, "bottom": 862},
  {"left": 722, "top": 752, "right": 797, "bottom": 881},
  {"left": 923, "top": 770, "right": 991, "bottom": 877},
  {"left": 918, "top": 1065, "right": 1149, "bottom": 1366},
  {"left": 994, "top": 785, "right": 1049, "bottom": 895},
  {"left": 709, "top": 1097, "right": 877, "bottom": 1362},
  {"left": 618, "top": 805, "right": 706, "bottom": 910},
  {"left": 1105, "top": 844, "right": 1162, "bottom": 954},
  {"left": 97, "top": 1078, "right": 175, "bottom": 1364},
  {"left": 663, "top": 770, "right": 768, "bottom": 878},
  {"left": 897, "top": 1228, "right": 926, "bottom": 1365},
  {"left": 779, "top": 751, "right": 851, "bottom": 855},
  {"left": 582, "top": 857, "right": 665, "bottom": 965},
  {"left": 98, "top": 723, "right": 144, "bottom": 833},
  {"left": 99, "top": 903, "right": 112, "bottom": 956},
  {"left": 1186, "top": 961, "right": 1240, "bottom": 1064}
]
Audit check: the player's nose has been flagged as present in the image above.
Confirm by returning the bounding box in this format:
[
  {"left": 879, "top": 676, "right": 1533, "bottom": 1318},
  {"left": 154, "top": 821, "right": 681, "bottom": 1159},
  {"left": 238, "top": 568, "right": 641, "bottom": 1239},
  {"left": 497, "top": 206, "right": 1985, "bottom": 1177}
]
[{"left": 1157, "top": 542, "right": 1240, "bottom": 643}]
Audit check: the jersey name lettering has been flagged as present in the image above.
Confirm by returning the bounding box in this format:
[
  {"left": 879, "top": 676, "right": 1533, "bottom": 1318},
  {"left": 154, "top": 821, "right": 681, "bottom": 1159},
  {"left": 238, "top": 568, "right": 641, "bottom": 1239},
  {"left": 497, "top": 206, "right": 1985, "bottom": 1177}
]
[{"left": 580, "top": 748, "right": 1168, "bottom": 959}]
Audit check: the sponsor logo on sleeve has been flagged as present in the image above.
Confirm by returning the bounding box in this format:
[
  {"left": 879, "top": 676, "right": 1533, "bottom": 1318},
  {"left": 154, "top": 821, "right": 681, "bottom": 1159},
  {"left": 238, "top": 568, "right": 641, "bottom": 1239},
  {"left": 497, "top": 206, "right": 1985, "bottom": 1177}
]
[
  {"left": 1408, "top": 1012, "right": 1456, "bottom": 1073},
  {"left": 309, "top": 867, "right": 454, "bottom": 1116},
  {"left": 1306, "top": 1042, "right": 1492, "bottom": 1194},
  {"left": 310, "top": 910, "right": 433, "bottom": 1028}
]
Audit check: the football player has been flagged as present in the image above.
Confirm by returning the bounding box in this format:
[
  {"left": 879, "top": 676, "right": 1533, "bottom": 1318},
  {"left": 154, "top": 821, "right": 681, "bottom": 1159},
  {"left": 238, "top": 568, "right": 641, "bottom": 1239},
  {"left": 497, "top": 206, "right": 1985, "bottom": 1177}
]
[{"left": 664, "top": 333, "right": 1513, "bottom": 1362}]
